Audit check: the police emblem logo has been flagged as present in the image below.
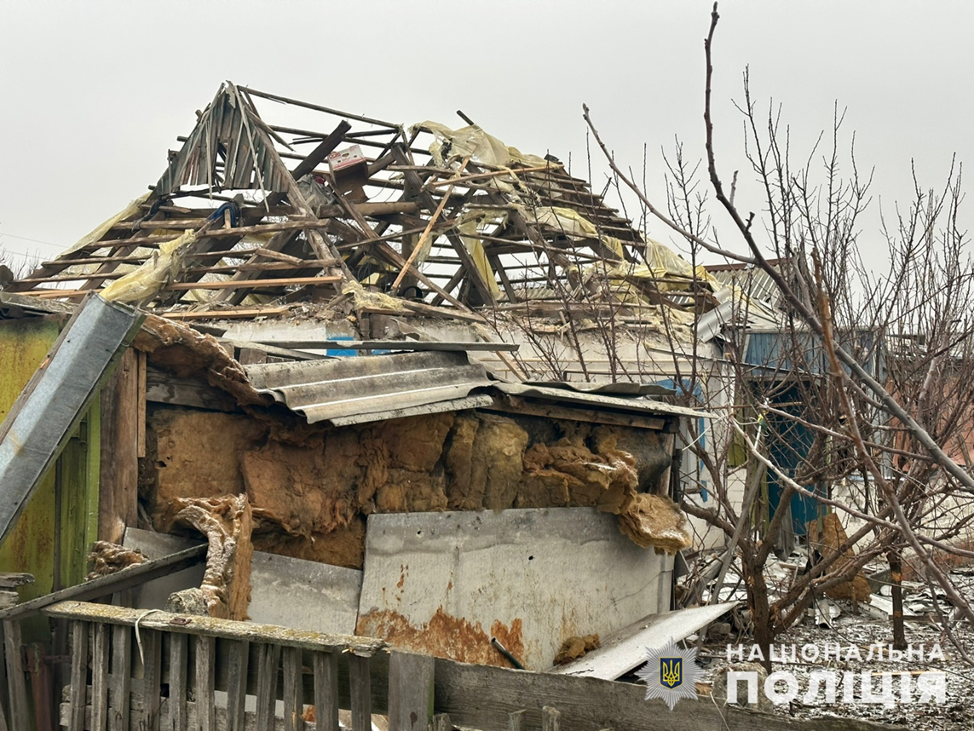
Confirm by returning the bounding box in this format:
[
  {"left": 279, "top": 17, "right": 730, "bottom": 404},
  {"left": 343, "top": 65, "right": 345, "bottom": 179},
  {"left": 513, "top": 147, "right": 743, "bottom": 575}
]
[
  {"left": 660, "top": 657, "right": 682, "bottom": 689},
  {"left": 636, "top": 638, "right": 702, "bottom": 710}
]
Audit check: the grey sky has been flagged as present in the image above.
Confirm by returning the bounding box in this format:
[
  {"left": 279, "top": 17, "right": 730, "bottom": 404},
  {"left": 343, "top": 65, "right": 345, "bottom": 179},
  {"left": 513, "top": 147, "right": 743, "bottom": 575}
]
[{"left": 1, "top": 1, "right": 971, "bottom": 271}]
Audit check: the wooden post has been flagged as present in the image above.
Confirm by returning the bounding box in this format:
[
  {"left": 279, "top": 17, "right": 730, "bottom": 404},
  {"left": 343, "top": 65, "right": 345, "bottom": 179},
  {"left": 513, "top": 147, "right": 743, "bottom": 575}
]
[
  {"left": 255, "top": 643, "right": 282, "bottom": 730},
  {"left": 141, "top": 629, "right": 162, "bottom": 731},
  {"left": 90, "top": 623, "right": 110, "bottom": 731},
  {"left": 194, "top": 636, "right": 215, "bottom": 731},
  {"left": 98, "top": 348, "right": 139, "bottom": 544},
  {"left": 225, "top": 640, "right": 249, "bottom": 731},
  {"left": 541, "top": 706, "right": 561, "bottom": 731},
  {"left": 1, "top": 621, "right": 27, "bottom": 731},
  {"left": 388, "top": 651, "right": 434, "bottom": 731},
  {"left": 283, "top": 647, "right": 305, "bottom": 731},
  {"left": 348, "top": 654, "right": 371, "bottom": 731},
  {"left": 109, "top": 625, "right": 131, "bottom": 731},
  {"left": 69, "top": 622, "right": 89, "bottom": 731},
  {"left": 168, "top": 633, "right": 189, "bottom": 731},
  {"left": 312, "top": 652, "right": 339, "bottom": 731},
  {"left": 431, "top": 714, "right": 452, "bottom": 731},
  {"left": 507, "top": 710, "right": 526, "bottom": 731}
]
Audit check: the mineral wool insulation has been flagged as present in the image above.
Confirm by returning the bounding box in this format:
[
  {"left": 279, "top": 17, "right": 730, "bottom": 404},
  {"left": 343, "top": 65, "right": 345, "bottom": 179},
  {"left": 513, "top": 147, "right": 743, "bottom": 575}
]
[{"left": 144, "top": 404, "right": 692, "bottom": 570}]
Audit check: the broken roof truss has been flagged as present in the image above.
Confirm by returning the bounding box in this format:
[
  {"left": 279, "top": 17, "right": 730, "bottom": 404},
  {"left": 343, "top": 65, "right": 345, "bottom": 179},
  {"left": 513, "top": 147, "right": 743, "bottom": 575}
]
[{"left": 10, "top": 82, "right": 718, "bottom": 321}]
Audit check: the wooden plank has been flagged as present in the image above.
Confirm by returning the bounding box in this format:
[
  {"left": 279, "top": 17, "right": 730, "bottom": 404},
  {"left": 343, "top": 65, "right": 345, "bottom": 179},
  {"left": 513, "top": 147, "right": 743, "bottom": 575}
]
[
  {"left": 141, "top": 629, "right": 162, "bottom": 731},
  {"left": 109, "top": 625, "right": 132, "bottom": 731},
  {"left": 0, "top": 545, "right": 208, "bottom": 621},
  {"left": 98, "top": 348, "right": 139, "bottom": 543},
  {"left": 388, "top": 651, "right": 434, "bottom": 731},
  {"left": 44, "top": 601, "right": 387, "bottom": 657},
  {"left": 348, "top": 655, "right": 371, "bottom": 731},
  {"left": 166, "top": 276, "right": 343, "bottom": 291},
  {"left": 0, "top": 574, "right": 34, "bottom": 589},
  {"left": 226, "top": 640, "right": 250, "bottom": 731},
  {"left": 313, "top": 652, "right": 339, "bottom": 731},
  {"left": 508, "top": 711, "right": 526, "bottom": 731},
  {"left": 290, "top": 120, "right": 351, "bottom": 181},
  {"left": 69, "top": 622, "right": 89, "bottom": 731},
  {"left": 433, "top": 659, "right": 895, "bottom": 731},
  {"left": 255, "top": 643, "right": 282, "bottom": 730},
  {"left": 160, "top": 307, "right": 290, "bottom": 321},
  {"left": 283, "top": 646, "right": 305, "bottom": 731},
  {"left": 136, "top": 351, "right": 147, "bottom": 459},
  {"left": 91, "top": 623, "right": 110, "bottom": 731},
  {"left": 168, "top": 632, "right": 189, "bottom": 731},
  {"left": 195, "top": 636, "right": 216, "bottom": 731},
  {"left": 254, "top": 340, "right": 518, "bottom": 352},
  {"left": 431, "top": 715, "right": 452, "bottom": 731},
  {"left": 541, "top": 706, "right": 561, "bottom": 731},
  {"left": 3, "top": 621, "right": 29, "bottom": 731}
]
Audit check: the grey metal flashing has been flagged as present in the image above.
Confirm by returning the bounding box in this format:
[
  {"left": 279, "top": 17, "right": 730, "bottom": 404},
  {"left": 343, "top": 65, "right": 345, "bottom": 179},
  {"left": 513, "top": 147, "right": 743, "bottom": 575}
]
[{"left": 0, "top": 295, "right": 144, "bottom": 543}]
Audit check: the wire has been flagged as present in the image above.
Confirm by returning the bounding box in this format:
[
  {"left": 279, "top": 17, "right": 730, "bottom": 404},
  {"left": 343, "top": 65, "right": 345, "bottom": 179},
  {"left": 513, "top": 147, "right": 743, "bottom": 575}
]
[{"left": 0, "top": 231, "right": 64, "bottom": 250}]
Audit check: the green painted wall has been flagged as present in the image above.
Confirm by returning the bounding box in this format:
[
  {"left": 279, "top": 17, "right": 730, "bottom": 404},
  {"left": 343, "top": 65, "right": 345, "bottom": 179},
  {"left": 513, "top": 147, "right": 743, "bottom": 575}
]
[{"left": 0, "top": 318, "right": 101, "bottom": 641}]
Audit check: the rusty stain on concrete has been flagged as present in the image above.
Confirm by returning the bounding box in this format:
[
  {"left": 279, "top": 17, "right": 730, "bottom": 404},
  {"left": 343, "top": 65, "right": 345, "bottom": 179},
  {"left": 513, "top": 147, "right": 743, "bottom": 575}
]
[{"left": 356, "top": 606, "right": 525, "bottom": 667}]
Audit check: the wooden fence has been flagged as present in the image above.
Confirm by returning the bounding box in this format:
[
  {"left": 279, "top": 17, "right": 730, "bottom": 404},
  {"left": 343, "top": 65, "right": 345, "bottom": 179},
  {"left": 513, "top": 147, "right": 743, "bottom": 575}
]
[{"left": 1, "top": 600, "right": 896, "bottom": 731}]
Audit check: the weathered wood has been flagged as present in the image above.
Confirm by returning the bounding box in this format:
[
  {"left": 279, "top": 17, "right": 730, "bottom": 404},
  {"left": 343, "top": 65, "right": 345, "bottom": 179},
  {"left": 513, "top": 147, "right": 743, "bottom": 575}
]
[
  {"left": 541, "top": 706, "right": 561, "bottom": 731},
  {"left": 98, "top": 348, "right": 139, "bottom": 544},
  {"left": 255, "top": 643, "right": 282, "bottom": 730},
  {"left": 195, "top": 635, "right": 216, "bottom": 731},
  {"left": 290, "top": 120, "right": 351, "bottom": 181},
  {"left": 43, "top": 601, "right": 387, "bottom": 656},
  {"left": 433, "top": 659, "right": 898, "bottom": 731},
  {"left": 508, "top": 710, "right": 526, "bottom": 731},
  {"left": 160, "top": 307, "right": 290, "bottom": 321},
  {"left": 313, "top": 652, "right": 339, "bottom": 731},
  {"left": 0, "top": 593, "right": 18, "bottom": 610},
  {"left": 226, "top": 640, "right": 250, "bottom": 731},
  {"left": 282, "top": 646, "right": 304, "bottom": 731},
  {"left": 109, "top": 625, "right": 132, "bottom": 731},
  {"left": 388, "top": 651, "right": 434, "bottom": 731},
  {"left": 236, "top": 348, "right": 268, "bottom": 366},
  {"left": 0, "top": 546, "right": 208, "bottom": 621},
  {"left": 141, "top": 629, "right": 162, "bottom": 731},
  {"left": 91, "top": 623, "right": 110, "bottom": 731},
  {"left": 69, "top": 622, "right": 89, "bottom": 731},
  {"left": 167, "top": 275, "right": 343, "bottom": 291},
  {"left": 0, "top": 574, "right": 34, "bottom": 589},
  {"left": 136, "top": 350, "right": 147, "bottom": 459},
  {"left": 348, "top": 655, "right": 371, "bottom": 731},
  {"left": 431, "top": 714, "right": 452, "bottom": 731},
  {"left": 145, "top": 368, "right": 238, "bottom": 413},
  {"left": 168, "top": 632, "right": 189, "bottom": 731},
  {"left": 255, "top": 340, "right": 518, "bottom": 352}
]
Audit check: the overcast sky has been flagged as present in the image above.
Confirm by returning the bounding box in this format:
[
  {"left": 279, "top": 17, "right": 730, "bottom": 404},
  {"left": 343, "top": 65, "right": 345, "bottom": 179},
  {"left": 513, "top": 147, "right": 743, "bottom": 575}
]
[{"left": 1, "top": 1, "right": 971, "bottom": 272}]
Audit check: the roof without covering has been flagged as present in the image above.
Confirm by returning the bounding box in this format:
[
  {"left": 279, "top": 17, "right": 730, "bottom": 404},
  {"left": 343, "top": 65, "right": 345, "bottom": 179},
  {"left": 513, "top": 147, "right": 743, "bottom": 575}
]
[{"left": 9, "top": 82, "right": 722, "bottom": 325}]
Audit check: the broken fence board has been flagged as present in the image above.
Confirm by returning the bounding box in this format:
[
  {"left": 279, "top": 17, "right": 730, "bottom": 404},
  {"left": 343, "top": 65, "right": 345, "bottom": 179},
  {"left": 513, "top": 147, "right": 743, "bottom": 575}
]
[{"left": 0, "top": 544, "right": 207, "bottom": 621}]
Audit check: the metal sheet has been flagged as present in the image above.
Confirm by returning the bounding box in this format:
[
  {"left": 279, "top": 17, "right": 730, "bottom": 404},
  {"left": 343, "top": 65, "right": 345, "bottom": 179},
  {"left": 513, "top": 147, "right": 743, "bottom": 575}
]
[
  {"left": 246, "top": 349, "right": 710, "bottom": 427},
  {"left": 551, "top": 601, "right": 738, "bottom": 679},
  {"left": 0, "top": 295, "right": 144, "bottom": 544},
  {"left": 356, "top": 508, "right": 673, "bottom": 671},
  {"left": 246, "top": 350, "right": 493, "bottom": 424},
  {"left": 124, "top": 528, "right": 363, "bottom": 635},
  {"left": 494, "top": 382, "right": 712, "bottom": 419}
]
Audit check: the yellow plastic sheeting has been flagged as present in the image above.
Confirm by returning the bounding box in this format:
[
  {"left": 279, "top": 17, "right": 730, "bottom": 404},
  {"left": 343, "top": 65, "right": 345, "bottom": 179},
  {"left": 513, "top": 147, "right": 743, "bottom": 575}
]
[
  {"left": 418, "top": 121, "right": 552, "bottom": 169},
  {"left": 456, "top": 210, "right": 502, "bottom": 298},
  {"left": 61, "top": 192, "right": 152, "bottom": 258},
  {"left": 608, "top": 241, "right": 719, "bottom": 294},
  {"left": 523, "top": 206, "right": 626, "bottom": 258},
  {"left": 101, "top": 230, "right": 197, "bottom": 303}
]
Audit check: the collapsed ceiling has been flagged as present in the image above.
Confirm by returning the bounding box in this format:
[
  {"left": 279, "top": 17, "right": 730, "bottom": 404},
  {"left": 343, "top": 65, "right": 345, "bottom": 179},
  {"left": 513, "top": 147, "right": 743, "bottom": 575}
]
[{"left": 8, "top": 82, "right": 720, "bottom": 323}]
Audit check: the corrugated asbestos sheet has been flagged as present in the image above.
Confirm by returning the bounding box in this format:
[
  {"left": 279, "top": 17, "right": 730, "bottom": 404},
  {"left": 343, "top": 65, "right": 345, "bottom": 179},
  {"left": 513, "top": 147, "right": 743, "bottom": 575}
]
[
  {"left": 246, "top": 350, "right": 711, "bottom": 426},
  {"left": 245, "top": 350, "right": 495, "bottom": 426}
]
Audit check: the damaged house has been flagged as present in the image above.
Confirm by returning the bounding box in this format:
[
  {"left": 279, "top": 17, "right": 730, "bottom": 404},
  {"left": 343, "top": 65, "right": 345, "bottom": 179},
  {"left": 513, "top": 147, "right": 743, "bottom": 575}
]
[{"left": 0, "top": 84, "right": 851, "bottom": 731}]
